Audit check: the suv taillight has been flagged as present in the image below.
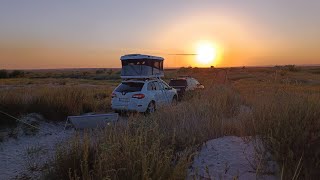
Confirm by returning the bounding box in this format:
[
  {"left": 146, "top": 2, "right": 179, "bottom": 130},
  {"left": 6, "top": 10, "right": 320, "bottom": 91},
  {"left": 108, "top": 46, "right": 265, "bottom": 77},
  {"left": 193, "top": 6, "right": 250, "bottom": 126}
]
[
  {"left": 111, "top": 93, "right": 117, "bottom": 98},
  {"left": 132, "top": 94, "right": 145, "bottom": 99}
]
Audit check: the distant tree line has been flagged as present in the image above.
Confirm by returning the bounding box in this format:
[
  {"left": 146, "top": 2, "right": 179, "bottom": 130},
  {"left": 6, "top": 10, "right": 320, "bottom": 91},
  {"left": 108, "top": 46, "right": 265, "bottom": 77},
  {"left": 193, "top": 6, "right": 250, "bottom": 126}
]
[{"left": 0, "top": 70, "right": 25, "bottom": 79}]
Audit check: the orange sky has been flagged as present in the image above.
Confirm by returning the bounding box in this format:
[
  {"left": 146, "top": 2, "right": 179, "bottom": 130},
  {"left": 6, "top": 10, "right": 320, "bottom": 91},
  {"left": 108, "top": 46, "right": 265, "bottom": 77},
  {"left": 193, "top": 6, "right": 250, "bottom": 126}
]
[{"left": 1, "top": 1, "right": 320, "bottom": 69}]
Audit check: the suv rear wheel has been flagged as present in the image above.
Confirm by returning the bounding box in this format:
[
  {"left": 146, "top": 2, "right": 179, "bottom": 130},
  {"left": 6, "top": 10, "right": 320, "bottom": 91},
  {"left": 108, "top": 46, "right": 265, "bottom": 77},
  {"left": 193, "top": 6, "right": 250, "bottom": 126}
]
[{"left": 146, "top": 101, "right": 156, "bottom": 114}]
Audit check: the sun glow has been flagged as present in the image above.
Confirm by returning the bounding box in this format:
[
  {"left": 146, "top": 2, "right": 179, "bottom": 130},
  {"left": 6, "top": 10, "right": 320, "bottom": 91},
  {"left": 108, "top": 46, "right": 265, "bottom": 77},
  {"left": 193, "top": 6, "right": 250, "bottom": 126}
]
[{"left": 196, "top": 42, "right": 218, "bottom": 66}]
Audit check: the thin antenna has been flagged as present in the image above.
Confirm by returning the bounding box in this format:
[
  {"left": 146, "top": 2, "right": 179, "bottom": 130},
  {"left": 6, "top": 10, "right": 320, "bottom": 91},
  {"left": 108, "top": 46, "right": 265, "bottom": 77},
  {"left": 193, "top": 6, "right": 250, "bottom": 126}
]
[{"left": 167, "top": 53, "right": 197, "bottom": 56}]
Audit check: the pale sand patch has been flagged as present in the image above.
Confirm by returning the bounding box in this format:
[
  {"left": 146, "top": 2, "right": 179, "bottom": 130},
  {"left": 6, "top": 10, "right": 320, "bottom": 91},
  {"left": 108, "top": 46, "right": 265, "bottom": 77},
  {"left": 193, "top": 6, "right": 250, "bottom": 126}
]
[
  {"left": 188, "top": 136, "right": 278, "bottom": 180},
  {"left": 0, "top": 114, "right": 73, "bottom": 179}
]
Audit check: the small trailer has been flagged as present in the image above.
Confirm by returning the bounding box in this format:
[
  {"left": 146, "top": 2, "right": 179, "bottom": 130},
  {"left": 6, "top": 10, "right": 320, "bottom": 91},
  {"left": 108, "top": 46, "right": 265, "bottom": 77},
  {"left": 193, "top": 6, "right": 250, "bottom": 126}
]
[{"left": 65, "top": 113, "right": 119, "bottom": 129}]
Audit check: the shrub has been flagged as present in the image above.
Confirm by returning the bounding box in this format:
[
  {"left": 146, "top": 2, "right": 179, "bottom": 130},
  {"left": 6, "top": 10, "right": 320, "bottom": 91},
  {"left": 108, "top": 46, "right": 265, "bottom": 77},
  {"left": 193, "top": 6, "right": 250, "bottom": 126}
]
[
  {"left": 9, "top": 70, "right": 25, "bottom": 78},
  {"left": 285, "top": 65, "right": 299, "bottom": 72},
  {"left": 107, "top": 69, "right": 113, "bottom": 75},
  {"left": 95, "top": 70, "right": 104, "bottom": 74},
  {"left": 0, "top": 69, "right": 8, "bottom": 78}
]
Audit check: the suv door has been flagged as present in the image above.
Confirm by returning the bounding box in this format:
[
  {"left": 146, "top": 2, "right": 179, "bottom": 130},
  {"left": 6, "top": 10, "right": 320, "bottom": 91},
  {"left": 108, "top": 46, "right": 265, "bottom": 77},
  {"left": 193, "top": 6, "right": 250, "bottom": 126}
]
[
  {"left": 153, "top": 81, "right": 166, "bottom": 106},
  {"left": 148, "top": 82, "right": 160, "bottom": 103},
  {"left": 158, "top": 81, "right": 173, "bottom": 104}
]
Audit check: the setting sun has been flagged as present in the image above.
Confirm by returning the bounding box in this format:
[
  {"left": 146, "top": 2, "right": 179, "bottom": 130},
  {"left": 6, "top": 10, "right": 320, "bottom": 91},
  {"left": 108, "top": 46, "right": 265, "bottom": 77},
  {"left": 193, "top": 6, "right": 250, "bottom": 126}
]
[{"left": 196, "top": 42, "right": 217, "bottom": 66}]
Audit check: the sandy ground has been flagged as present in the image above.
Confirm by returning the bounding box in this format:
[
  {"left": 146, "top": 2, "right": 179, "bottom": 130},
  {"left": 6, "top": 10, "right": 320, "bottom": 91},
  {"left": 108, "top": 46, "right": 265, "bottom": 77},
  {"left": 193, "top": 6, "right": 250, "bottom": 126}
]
[
  {"left": 188, "top": 136, "right": 279, "bottom": 180},
  {"left": 0, "top": 114, "right": 74, "bottom": 179},
  {"left": 1, "top": 114, "right": 278, "bottom": 180}
]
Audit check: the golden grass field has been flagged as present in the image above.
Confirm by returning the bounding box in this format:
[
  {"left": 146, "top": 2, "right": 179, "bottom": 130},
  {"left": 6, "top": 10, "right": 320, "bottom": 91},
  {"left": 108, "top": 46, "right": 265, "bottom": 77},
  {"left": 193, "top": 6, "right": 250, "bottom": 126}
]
[{"left": 0, "top": 66, "right": 320, "bottom": 179}]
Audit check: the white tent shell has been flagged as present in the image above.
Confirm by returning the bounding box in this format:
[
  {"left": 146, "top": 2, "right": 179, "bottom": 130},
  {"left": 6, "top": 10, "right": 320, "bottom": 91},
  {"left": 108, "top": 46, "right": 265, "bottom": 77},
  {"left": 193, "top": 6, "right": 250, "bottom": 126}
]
[{"left": 120, "top": 54, "right": 164, "bottom": 79}]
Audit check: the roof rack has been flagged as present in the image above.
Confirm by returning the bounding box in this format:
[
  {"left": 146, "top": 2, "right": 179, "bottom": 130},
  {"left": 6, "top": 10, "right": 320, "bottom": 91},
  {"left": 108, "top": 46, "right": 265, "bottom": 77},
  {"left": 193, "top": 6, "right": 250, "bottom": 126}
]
[
  {"left": 122, "top": 77, "right": 162, "bottom": 81},
  {"left": 121, "top": 75, "right": 163, "bottom": 79}
]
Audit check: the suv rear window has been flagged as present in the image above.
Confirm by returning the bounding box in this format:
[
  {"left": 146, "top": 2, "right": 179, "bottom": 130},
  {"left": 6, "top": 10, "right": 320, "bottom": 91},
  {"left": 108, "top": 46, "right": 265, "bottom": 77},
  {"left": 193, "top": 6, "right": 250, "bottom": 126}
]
[
  {"left": 169, "top": 79, "right": 187, "bottom": 87},
  {"left": 116, "top": 82, "right": 144, "bottom": 93}
]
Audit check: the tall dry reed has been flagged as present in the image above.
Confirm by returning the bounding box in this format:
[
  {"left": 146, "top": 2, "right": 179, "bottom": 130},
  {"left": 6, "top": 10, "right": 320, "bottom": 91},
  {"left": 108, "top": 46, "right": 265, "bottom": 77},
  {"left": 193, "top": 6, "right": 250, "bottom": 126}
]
[{"left": 0, "top": 86, "right": 111, "bottom": 121}]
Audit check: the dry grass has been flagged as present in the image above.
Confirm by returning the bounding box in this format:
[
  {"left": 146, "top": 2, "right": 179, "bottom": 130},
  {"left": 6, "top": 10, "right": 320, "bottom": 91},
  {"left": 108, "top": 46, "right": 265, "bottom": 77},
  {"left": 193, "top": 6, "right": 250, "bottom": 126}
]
[
  {"left": 252, "top": 90, "right": 320, "bottom": 179},
  {"left": 1, "top": 67, "right": 319, "bottom": 179},
  {"left": 0, "top": 85, "right": 113, "bottom": 121},
  {"left": 48, "top": 67, "right": 320, "bottom": 179}
]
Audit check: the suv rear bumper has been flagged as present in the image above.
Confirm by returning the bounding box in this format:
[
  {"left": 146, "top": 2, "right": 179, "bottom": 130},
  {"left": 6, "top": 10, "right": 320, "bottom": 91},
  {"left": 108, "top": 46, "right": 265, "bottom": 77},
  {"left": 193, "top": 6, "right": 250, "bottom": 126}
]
[{"left": 111, "top": 103, "right": 147, "bottom": 113}]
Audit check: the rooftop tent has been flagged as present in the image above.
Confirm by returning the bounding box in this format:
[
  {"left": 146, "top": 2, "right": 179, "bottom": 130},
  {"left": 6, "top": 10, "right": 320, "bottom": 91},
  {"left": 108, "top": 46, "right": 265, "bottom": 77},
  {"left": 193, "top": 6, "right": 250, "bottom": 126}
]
[{"left": 120, "top": 54, "right": 164, "bottom": 78}]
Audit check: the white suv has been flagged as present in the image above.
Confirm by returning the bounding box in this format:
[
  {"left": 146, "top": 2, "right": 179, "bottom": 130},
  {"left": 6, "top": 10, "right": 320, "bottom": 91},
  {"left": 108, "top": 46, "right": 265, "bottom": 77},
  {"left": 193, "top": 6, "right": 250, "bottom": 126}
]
[{"left": 111, "top": 79, "right": 178, "bottom": 113}]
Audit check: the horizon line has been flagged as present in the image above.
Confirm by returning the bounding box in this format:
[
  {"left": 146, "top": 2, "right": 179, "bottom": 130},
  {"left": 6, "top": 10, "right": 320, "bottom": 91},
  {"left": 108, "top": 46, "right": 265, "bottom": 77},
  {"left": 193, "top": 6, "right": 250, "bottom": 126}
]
[{"left": 2, "top": 63, "right": 320, "bottom": 71}]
